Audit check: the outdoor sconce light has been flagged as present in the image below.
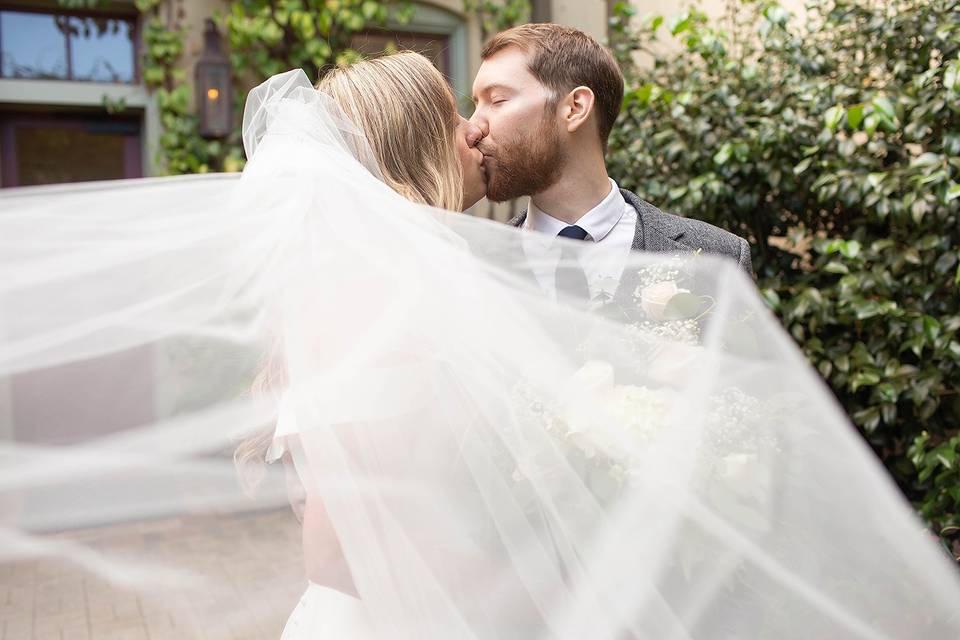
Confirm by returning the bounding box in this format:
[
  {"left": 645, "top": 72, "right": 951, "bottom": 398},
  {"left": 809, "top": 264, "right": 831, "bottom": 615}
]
[{"left": 196, "top": 19, "right": 232, "bottom": 138}]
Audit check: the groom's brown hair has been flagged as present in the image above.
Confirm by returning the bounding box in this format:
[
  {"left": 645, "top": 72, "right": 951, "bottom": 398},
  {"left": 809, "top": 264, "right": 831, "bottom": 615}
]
[{"left": 481, "top": 23, "right": 624, "bottom": 150}]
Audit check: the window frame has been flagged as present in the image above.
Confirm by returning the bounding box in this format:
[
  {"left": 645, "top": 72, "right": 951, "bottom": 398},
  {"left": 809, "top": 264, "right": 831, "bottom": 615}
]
[{"left": 0, "top": 3, "right": 140, "bottom": 84}]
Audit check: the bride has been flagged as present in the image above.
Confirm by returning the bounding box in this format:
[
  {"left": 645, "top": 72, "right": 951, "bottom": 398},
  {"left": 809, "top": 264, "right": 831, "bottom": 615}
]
[
  {"left": 236, "top": 52, "right": 490, "bottom": 638},
  {"left": 2, "top": 52, "right": 960, "bottom": 639}
]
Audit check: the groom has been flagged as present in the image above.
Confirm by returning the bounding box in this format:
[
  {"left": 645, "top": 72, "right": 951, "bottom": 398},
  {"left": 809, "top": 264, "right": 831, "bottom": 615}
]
[{"left": 470, "top": 24, "right": 752, "bottom": 299}]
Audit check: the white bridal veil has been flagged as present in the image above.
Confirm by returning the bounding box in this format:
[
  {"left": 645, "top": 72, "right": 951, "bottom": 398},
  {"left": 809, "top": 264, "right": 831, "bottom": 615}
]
[{"left": 2, "top": 69, "right": 959, "bottom": 639}]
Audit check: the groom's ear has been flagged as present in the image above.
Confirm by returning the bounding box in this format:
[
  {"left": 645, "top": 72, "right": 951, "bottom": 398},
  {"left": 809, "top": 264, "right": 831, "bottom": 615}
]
[{"left": 559, "top": 86, "right": 597, "bottom": 136}]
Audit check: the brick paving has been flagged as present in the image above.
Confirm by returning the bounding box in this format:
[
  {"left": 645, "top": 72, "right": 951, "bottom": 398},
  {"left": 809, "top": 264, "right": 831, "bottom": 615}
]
[{"left": 1, "top": 509, "right": 306, "bottom": 640}]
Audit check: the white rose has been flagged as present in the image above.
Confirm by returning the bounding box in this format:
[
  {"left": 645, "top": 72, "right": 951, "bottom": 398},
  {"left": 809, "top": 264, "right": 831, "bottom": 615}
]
[
  {"left": 639, "top": 281, "right": 681, "bottom": 321},
  {"left": 570, "top": 360, "right": 615, "bottom": 395},
  {"left": 710, "top": 452, "right": 773, "bottom": 533},
  {"left": 563, "top": 361, "right": 617, "bottom": 458},
  {"left": 649, "top": 342, "right": 704, "bottom": 387}
]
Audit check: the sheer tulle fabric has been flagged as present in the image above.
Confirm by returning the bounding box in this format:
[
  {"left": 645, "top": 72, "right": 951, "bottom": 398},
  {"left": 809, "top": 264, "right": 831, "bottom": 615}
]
[{"left": 2, "top": 69, "right": 959, "bottom": 639}]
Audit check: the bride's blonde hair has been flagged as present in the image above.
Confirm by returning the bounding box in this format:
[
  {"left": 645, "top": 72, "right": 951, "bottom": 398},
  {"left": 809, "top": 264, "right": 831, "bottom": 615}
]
[
  {"left": 316, "top": 51, "right": 465, "bottom": 211},
  {"left": 236, "top": 53, "right": 465, "bottom": 491}
]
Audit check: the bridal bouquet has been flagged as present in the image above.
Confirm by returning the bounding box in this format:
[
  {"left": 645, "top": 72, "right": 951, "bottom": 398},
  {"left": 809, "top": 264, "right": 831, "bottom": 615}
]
[
  {"left": 514, "top": 361, "right": 778, "bottom": 499},
  {"left": 510, "top": 257, "right": 781, "bottom": 574}
]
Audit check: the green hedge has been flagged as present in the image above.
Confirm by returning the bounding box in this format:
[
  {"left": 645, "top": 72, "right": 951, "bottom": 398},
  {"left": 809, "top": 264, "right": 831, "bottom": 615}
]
[{"left": 607, "top": 0, "right": 960, "bottom": 560}]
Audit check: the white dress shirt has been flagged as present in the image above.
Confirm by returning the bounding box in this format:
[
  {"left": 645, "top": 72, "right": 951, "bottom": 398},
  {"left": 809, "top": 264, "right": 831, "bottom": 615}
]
[{"left": 521, "top": 178, "right": 637, "bottom": 302}]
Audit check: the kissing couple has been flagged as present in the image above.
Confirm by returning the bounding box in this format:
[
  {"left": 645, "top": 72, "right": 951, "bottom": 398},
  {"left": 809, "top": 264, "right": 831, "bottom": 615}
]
[{"left": 3, "top": 21, "right": 959, "bottom": 640}]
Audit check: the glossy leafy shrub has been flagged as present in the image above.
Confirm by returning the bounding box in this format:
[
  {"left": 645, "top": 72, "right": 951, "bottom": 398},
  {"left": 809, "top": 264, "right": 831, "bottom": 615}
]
[{"left": 607, "top": 0, "right": 960, "bottom": 560}]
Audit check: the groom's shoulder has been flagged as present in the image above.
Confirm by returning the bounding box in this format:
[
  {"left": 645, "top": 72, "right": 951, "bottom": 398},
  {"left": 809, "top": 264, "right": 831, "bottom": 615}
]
[{"left": 621, "top": 188, "right": 752, "bottom": 273}]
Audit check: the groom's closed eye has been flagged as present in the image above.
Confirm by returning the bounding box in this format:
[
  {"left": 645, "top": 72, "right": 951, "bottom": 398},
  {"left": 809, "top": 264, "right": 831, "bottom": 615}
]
[{"left": 473, "top": 84, "right": 514, "bottom": 105}]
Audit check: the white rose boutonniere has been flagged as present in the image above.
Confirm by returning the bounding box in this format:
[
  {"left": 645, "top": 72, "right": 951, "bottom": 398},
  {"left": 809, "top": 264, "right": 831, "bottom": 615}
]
[{"left": 639, "top": 280, "right": 688, "bottom": 321}]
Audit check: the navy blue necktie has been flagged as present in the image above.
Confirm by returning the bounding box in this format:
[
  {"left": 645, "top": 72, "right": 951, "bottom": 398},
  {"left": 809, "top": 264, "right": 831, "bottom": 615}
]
[
  {"left": 555, "top": 225, "right": 590, "bottom": 301},
  {"left": 557, "top": 225, "right": 588, "bottom": 241}
]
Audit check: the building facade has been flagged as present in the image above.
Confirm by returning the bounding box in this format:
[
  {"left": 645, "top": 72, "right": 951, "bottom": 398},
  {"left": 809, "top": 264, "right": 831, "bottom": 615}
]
[{"left": 0, "top": 0, "right": 620, "bottom": 190}]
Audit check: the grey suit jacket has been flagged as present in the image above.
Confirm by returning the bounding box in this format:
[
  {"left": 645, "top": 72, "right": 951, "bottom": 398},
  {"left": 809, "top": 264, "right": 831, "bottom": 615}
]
[{"left": 507, "top": 188, "right": 753, "bottom": 276}]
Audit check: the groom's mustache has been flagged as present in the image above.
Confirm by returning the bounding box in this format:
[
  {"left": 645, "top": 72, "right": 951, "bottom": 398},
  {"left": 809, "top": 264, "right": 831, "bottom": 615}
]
[{"left": 477, "top": 142, "right": 497, "bottom": 162}]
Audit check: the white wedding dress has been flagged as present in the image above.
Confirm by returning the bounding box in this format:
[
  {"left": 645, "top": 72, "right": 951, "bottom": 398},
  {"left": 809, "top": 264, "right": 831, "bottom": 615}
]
[
  {"left": 280, "top": 583, "right": 373, "bottom": 639},
  {"left": 2, "top": 69, "right": 960, "bottom": 639}
]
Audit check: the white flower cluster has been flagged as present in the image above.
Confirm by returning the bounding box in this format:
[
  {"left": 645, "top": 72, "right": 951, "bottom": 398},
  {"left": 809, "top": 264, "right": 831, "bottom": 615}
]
[
  {"left": 624, "top": 317, "right": 701, "bottom": 346},
  {"left": 633, "top": 261, "right": 687, "bottom": 291},
  {"left": 561, "top": 360, "right": 676, "bottom": 464},
  {"left": 511, "top": 362, "right": 779, "bottom": 505}
]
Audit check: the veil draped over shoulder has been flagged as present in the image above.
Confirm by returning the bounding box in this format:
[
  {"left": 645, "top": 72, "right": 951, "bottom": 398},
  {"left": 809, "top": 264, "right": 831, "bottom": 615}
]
[{"left": 1, "top": 69, "right": 959, "bottom": 639}]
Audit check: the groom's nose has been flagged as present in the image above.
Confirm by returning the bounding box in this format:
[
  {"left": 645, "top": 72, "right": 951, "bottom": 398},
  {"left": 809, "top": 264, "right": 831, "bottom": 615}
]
[
  {"left": 464, "top": 121, "right": 484, "bottom": 148},
  {"left": 469, "top": 110, "right": 489, "bottom": 139}
]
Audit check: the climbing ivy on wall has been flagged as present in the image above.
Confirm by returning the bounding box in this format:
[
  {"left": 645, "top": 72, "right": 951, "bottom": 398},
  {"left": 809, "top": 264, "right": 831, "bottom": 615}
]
[{"left": 61, "top": 0, "right": 533, "bottom": 175}]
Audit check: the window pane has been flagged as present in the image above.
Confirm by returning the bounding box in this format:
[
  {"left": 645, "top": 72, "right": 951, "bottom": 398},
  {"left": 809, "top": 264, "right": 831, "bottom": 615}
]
[
  {"left": 68, "top": 16, "right": 135, "bottom": 83},
  {"left": 0, "top": 11, "right": 68, "bottom": 80}
]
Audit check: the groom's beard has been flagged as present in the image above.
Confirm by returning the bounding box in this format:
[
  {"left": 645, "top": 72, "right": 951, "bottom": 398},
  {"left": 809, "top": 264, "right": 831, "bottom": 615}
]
[{"left": 480, "top": 117, "right": 565, "bottom": 203}]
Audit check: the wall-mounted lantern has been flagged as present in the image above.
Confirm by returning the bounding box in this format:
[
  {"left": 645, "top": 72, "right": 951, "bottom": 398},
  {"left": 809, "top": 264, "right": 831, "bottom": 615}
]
[{"left": 195, "top": 19, "right": 231, "bottom": 138}]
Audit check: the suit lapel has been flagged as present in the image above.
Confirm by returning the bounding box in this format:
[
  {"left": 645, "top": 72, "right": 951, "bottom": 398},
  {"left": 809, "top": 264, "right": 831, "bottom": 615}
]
[{"left": 622, "top": 189, "right": 687, "bottom": 253}]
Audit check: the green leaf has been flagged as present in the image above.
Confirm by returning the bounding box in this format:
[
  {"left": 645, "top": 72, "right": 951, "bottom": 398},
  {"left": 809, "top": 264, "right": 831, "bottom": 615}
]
[
  {"left": 853, "top": 406, "right": 881, "bottom": 432},
  {"left": 763, "top": 5, "right": 789, "bottom": 26},
  {"left": 846, "top": 104, "right": 865, "bottom": 129},
  {"left": 877, "top": 383, "right": 898, "bottom": 403},
  {"left": 835, "top": 355, "right": 850, "bottom": 373},
  {"left": 866, "top": 172, "right": 886, "bottom": 190},
  {"left": 934, "top": 252, "right": 957, "bottom": 274},
  {"left": 911, "top": 152, "right": 941, "bottom": 168},
  {"left": 669, "top": 13, "right": 692, "bottom": 36},
  {"left": 839, "top": 240, "right": 861, "bottom": 259},
  {"left": 854, "top": 300, "right": 884, "bottom": 320},
  {"left": 900, "top": 336, "right": 925, "bottom": 358},
  {"left": 663, "top": 292, "right": 706, "bottom": 320},
  {"left": 713, "top": 143, "right": 733, "bottom": 166},
  {"left": 818, "top": 360, "right": 833, "bottom": 379},
  {"left": 945, "top": 182, "right": 960, "bottom": 202},
  {"left": 824, "top": 105, "right": 845, "bottom": 131},
  {"left": 936, "top": 448, "right": 957, "bottom": 469},
  {"left": 824, "top": 261, "right": 849, "bottom": 274},
  {"left": 851, "top": 371, "right": 881, "bottom": 392},
  {"left": 793, "top": 157, "right": 813, "bottom": 175},
  {"left": 919, "top": 170, "right": 946, "bottom": 186},
  {"left": 923, "top": 315, "right": 942, "bottom": 343},
  {"left": 918, "top": 234, "right": 940, "bottom": 250},
  {"left": 872, "top": 96, "right": 896, "bottom": 121},
  {"left": 911, "top": 199, "right": 928, "bottom": 224},
  {"left": 945, "top": 61, "right": 960, "bottom": 91},
  {"left": 761, "top": 288, "right": 781, "bottom": 310}
]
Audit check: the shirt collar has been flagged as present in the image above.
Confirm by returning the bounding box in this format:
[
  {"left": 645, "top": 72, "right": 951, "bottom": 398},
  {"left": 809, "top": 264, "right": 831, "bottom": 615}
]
[{"left": 524, "top": 179, "right": 626, "bottom": 243}]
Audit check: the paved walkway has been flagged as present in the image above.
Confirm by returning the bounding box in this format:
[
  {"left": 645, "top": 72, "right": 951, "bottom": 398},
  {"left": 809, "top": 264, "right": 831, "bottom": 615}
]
[{"left": 1, "top": 509, "right": 305, "bottom": 640}]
